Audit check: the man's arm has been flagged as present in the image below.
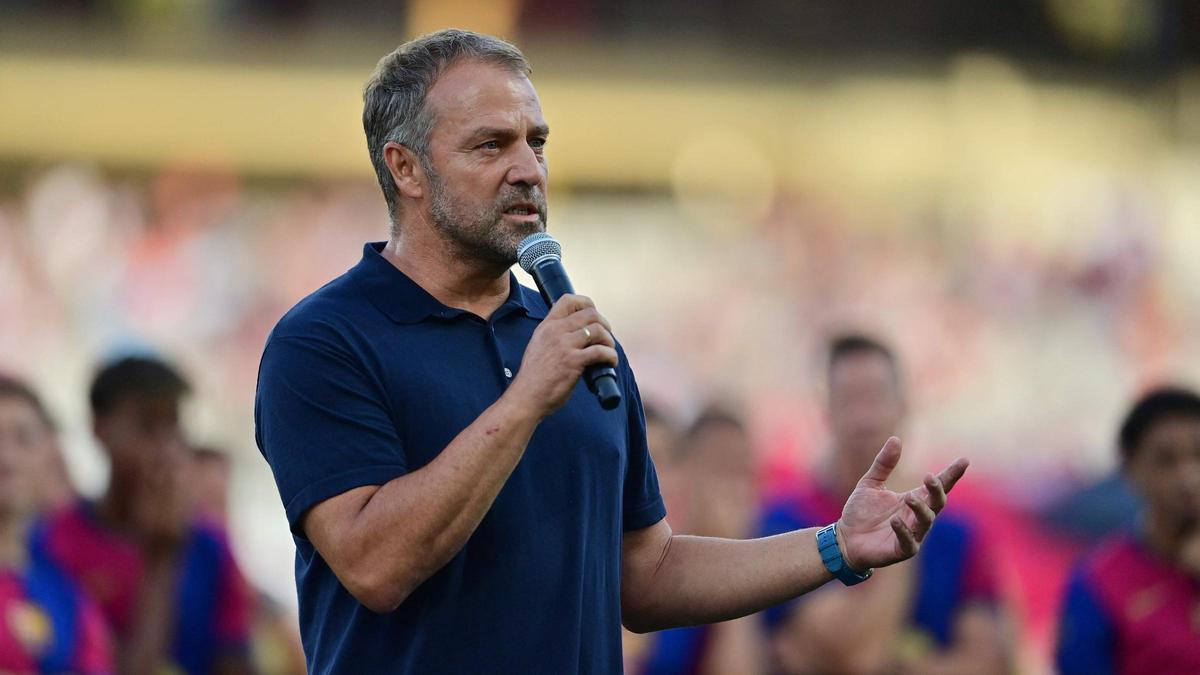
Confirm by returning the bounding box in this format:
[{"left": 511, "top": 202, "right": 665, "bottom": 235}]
[
  {"left": 621, "top": 438, "right": 967, "bottom": 633},
  {"left": 121, "top": 459, "right": 188, "bottom": 674},
  {"left": 300, "top": 295, "right": 617, "bottom": 613},
  {"left": 900, "top": 605, "right": 1012, "bottom": 675}
]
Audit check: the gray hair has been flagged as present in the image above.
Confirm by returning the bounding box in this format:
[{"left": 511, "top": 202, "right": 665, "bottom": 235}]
[{"left": 363, "top": 29, "right": 531, "bottom": 227}]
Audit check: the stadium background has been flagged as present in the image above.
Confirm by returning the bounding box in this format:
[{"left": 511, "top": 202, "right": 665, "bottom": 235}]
[{"left": 2, "top": 1, "right": 1199, "bottom": 672}]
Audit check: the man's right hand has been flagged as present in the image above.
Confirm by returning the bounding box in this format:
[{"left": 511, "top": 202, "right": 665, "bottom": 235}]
[{"left": 508, "top": 294, "right": 618, "bottom": 418}]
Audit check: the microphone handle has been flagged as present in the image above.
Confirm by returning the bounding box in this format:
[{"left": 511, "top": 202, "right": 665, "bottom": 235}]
[{"left": 530, "top": 260, "right": 622, "bottom": 410}]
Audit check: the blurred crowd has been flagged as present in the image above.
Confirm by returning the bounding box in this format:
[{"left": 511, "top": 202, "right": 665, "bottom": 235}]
[{"left": 1, "top": 164, "right": 1199, "bottom": 673}]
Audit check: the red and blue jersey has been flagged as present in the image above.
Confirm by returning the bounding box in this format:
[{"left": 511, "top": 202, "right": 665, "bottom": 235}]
[
  {"left": 0, "top": 525, "right": 112, "bottom": 674},
  {"left": 35, "top": 501, "right": 253, "bottom": 675},
  {"left": 757, "top": 482, "right": 999, "bottom": 646},
  {"left": 1056, "top": 535, "right": 1200, "bottom": 675}
]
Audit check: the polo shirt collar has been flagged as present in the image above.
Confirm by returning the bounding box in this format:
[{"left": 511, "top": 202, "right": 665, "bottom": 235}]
[{"left": 352, "top": 242, "right": 548, "bottom": 324}]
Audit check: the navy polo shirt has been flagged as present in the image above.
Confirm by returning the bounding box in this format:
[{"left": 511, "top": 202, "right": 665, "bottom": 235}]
[{"left": 254, "top": 242, "right": 666, "bottom": 674}]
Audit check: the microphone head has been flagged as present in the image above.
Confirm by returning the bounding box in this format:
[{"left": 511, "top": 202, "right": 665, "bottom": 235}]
[{"left": 517, "top": 232, "right": 561, "bottom": 273}]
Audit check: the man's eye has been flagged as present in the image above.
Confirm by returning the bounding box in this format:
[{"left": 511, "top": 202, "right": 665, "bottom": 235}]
[
  {"left": 530, "top": 137, "right": 547, "bottom": 149},
  {"left": 478, "top": 141, "right": 500, "bottom": 150}
]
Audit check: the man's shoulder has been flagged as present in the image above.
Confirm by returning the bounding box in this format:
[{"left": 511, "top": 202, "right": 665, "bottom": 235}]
[
  {"left": 269, "top": 270, "right": 368, "bottom": 343},
  {"left": 1077, "top": 534, "right": 1150, "bottom": 582}
]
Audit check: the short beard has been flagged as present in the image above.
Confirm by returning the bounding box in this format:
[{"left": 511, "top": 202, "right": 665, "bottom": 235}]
[{"left": 426, "top": 167, "right": 547, "bottom": 268}]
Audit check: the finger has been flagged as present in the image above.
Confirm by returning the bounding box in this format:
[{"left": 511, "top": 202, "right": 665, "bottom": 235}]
[
  {"left": 577, "top": 345, "right": 619, "bottom": 369},
  {"left": 547, "top": 293, "right": 594, "bottom": 319},
  {"left": 579, "top": 322, "right": 615, "bottom": 348},
  {"left": 563, "top": 307, "right": 612, "bottom": 334},
  {"left": 924, "top": 473, "right": 947, "bottom": 513},
  {"left": 891, "top": 516, "right": 919, "bottom": 559},
  {"left": 906, "top": 494, "right": 936, "bottom": 542},
  {"left": 857, "top": 436, "right": 902, "bottom": 488},
  {"left": 935, "top": 457, "right": 970, "bottom": 495}
]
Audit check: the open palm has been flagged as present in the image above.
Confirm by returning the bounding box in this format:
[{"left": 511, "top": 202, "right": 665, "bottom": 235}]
[{"left": 837, "top": 437, "right": 969, "bottom": 572}]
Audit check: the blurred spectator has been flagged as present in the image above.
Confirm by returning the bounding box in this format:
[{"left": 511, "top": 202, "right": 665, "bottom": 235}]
[
  {"left": 758, "top": 335, "right": 1011, "bottom": 675},
  {"left": 1056, "top": 386, "right": 1200, "bottom": 674},
  {"left": 189, "top": 445, "right": 233, "bottom": 525},
  {"left": 0, "top": 374, "right": 112, "bottom": 673},
  {"left": 34, "top": 356, "right": 255, "bottom": 675},
  {"left": 187, "top": 446, "right": 307, "bottom": 675},
  {"left": 1041, "top": 471, "right": 1141, "bottom": 545},
  {"left": 0, "top": 375, "right": 76, "bottom": 516},
  {"left": 636, "top": 407, "right": 766, "bottom": 675}
]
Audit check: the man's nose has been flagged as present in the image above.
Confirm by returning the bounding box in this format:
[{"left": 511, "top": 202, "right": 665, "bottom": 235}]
[{"left": 506, "top": 142, "right": 545, "bottom": 187}]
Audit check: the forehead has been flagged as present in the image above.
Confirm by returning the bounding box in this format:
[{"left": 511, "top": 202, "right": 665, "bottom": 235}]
[
  {"left": 829, "top": 351, "right": 897, "bottom": 389},
  {"left": 1138, "top": 415, "right": 1200, "bottom": 450},
  {"left": 425, "top": 60, "right": 543, "bottom": 136},
  {"left": 106, "top": 394, "right": 180, "bottom": 421}
]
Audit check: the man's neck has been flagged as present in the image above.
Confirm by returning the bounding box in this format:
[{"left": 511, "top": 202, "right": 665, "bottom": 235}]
[
  {"left": 97, "top": 483, "right": 136, "bottom": 532},
  {"left": 382, "top": 230, "right": 512, "bottom": 321}
]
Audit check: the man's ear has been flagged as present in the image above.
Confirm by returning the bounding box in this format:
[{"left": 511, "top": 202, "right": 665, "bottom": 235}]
[{"left": 383, "top": 142, "right": 426, "bottom": 200}]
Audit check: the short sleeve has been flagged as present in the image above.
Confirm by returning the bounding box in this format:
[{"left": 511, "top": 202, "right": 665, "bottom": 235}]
[
  {"left": 72, "top": 596, "right": 115, "bottom": 675},
  {"left": 1056, "top": 564, "right": 1115, "bottom": 675},
  {"left": 255, "top": 333, "right": 408, "bottom": 535},
  {"left": 619, "top": 365, "right": 666, "bottom": 532}
]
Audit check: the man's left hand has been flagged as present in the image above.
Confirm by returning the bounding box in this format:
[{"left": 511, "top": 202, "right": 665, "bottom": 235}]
[{"left": 836, "top": 437, "right": 969, "bottom": 572}]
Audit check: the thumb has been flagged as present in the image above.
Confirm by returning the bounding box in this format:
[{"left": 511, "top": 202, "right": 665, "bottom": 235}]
[{"left": 857, "top": 437, "right": 902, "bottom": 489}]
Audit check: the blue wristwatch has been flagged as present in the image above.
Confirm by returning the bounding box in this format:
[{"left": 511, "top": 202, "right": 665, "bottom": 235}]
[{"left": 816, "top": 522, "right": 873, "bottom": 586}]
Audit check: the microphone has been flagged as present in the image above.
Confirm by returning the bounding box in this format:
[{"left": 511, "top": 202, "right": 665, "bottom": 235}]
[{"left": 517, "top": 233, "right": 622, "bottom": 410}]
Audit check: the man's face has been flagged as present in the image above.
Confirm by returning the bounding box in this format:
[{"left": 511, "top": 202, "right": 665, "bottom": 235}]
[
  {"left": 827, "top": 351, "right": 906, "bottom": 472},
  {"left": 0, "top": 397, "right": 52, "bottom": 514},
  {"left": 94, "top": 395, "right": 186, "bottom": 491},
  {"left": 1127, "top": 415, "right": 1200, "bottom": 528},
  {"left": 420, "top": 60, "right": 549, "bottom": 266}
]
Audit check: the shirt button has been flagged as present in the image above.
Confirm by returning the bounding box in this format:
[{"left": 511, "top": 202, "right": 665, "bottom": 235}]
[{"left": 503, "top": 368, "right": 513, "bottom": 378}]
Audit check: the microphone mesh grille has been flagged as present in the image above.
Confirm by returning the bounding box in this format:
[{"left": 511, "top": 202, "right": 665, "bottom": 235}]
[{"left": 517, "top": 233, "right": 561, "bottom": 273}]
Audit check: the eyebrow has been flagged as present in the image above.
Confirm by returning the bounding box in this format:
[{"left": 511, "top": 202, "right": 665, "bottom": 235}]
[{"left": 466, "top": 124, "right": 551, "bottom": 143}]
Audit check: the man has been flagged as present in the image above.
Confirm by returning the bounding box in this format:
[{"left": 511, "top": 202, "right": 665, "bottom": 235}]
[
  {"left": 254, "top": 29, "right": 969, "bottom": 673},
  {"left": 1057, "top": 386, "right": 1200, "bottom": 674},
  {"left": 0, "top": 375, "right": 112, "bottom": 673},
  {"left": 759, "top": 335, "right": 1010, "bottom": 674},
  {"left": 37, "top": 357, "right": 253, "bottom": 674}
]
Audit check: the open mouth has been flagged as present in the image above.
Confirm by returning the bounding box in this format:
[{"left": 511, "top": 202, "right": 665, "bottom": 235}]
[{"left": 503, "top": 203, "right": 540, "bottom": 219}]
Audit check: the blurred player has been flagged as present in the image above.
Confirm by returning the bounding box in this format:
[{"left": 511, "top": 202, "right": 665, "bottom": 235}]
[
  {"left": 35, "top": 357, "right": 254, "bottom": 674},
  {"left": 637, "top": 407, "right": 766, "bottom": 675},
  {"left": 0, "top": 375, "right": 112, "bottom": 673},
  {"left": 1057, "top": 386, "right": 1200, "bottom": 674},
  {"left": 187, "top": 445, "right": 307, "bottom": 675},
  {"left": 759, "top": 335, "right": 1011, "bottom": 674}
]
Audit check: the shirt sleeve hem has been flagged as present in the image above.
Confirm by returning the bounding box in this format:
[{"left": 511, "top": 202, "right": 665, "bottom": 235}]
[
  {"left": 622, "top": 497, "right": 667, "bottom": 532},
  {"left": 285, "top": 465, "right": 407, "bottom": 537}
]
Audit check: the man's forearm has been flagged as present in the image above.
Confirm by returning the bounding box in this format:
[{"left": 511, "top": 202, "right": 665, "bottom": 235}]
[
  {"left": 122, "top": 554, "right": 179, "bottom": 674},
  {"left": 307, "top": 391, "right": 543, "bottom": 611},
  {"left": 622, "top": 529, "right": 833, "bottom": 632}
]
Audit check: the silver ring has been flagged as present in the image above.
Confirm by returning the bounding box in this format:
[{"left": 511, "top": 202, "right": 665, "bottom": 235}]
[{"left": 582, "top": 326, "right": 592, "bottom": 341}]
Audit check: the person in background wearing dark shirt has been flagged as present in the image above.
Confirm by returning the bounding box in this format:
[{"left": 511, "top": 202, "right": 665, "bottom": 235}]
[
  {"left": 759, "top": 335, "right": 1011, "bottom": 675},
  {"left": 254, "top": 29, "right": 970, "bottom": 673},
  {"left": 0, "top": 375, "right": 112, "bottom": 673},
  {"left": 1057, "top": 386, "right": 1200, "bottom": 674},
  {"left": 37, "top": 357, "right": 254, "bottom": 675}
]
